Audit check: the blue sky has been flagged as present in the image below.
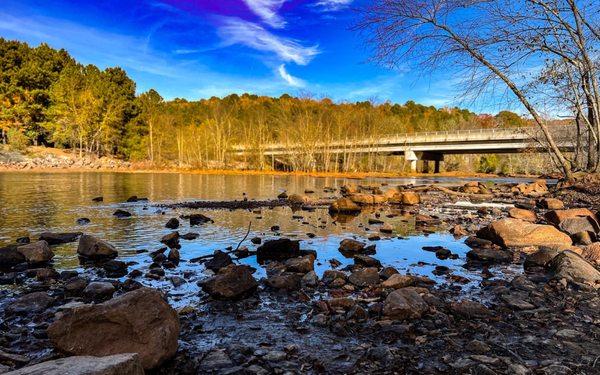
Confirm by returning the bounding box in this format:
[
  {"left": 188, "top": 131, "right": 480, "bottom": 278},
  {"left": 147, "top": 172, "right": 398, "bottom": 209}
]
[{"left": 0, "top": 0, "right": 475, "bottom": 109}]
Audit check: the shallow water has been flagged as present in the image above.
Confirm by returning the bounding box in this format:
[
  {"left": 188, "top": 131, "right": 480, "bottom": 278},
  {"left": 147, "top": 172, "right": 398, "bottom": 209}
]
[{"left": 0, "top": 172, "right": 533, "bottom": 305}]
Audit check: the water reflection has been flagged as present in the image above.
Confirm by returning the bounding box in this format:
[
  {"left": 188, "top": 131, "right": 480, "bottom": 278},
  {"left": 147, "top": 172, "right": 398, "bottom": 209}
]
[{"left": 0, "top": 171, "right": 530, "bottom": 300}]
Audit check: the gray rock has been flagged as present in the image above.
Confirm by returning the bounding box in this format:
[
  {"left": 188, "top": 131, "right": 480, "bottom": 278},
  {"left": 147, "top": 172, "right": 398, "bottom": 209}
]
[
  {"left": 77, "top": 235, "right": 118, "bottom": 259},
  {"left": 4, "top": 353, "right": 144, "bottom": 375},
  {"left": 382, "top": 287, "right": 428, "bottom": 319},
  {"left": 17, "top": 240, "right": 53, "bottom": 264}
]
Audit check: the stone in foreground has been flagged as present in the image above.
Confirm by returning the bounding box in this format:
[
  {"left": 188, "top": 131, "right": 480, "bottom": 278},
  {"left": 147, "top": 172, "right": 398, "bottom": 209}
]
[
  {"left": 17, "top": 240, "right": 53, "bottom": 264},
  {"left": 5, "top": 353, "right": 144, "bottom": 375},
  {"left": 47, "top": 288, "right": 179, "bottom": 369},
  {"left": 382, "top": 287, "right": 428, "bottom": 320},
  {"left": 548, "top": 250, "right": 600, "bottom": 289},
  {"left": 256, "top": 238, "right": 300, "bottom": 262},
  {"left": 476, "top": 218, "right": 572, "bottom": 248},
  {"left": 200, "top": 264, "right": 258, "bottom": 299}
]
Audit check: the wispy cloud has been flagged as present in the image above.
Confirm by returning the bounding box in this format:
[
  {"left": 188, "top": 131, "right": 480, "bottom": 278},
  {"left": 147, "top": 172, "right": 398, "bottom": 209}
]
[
  {"left": 217, "top": 17, "right": 319, "bottom": 65},
  {"left": 242, "top": 0, "right": 287, "bottom": 28},
  {"left": 314, "top": 0, "right": 353, "bottom": 12},
  {"left": 278, "top": 64, "right": 305, "bottom": 87}
]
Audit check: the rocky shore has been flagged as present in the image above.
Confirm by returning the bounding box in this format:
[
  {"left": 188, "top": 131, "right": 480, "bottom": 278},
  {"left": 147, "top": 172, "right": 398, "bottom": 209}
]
[{"left": 1, "top": 177, "right": 600, "bottom": 374}]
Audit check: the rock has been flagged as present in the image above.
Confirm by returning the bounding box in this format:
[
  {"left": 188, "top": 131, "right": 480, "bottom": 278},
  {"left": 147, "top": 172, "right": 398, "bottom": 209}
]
[
  {"left": 381, "top": 274, "right": 426, "bottom": 289},
  {"left": 277, "top": 191, "right": 288, "bottom": 199},
  {"left": 160, "top": 232, "right": 180, "bottom": 249},
  {"left": 338, "top": 239, "right": 375, "bottom": 256},
  {"left": 538, "top": 197, "right": 564, "bottom": 210},
  {"left": 181, "top": 232, "right": 199, "bottom": 240},
  {"left": 572, "top": 231, "right": 594, "bottom": 245},
  {"left": 0, "top": 245, "right": 26, "bottom": 267},
  {"left": 301, "top": 271, "right": 319, "bottom": 288},
  {"left": 450, "top": 225, "right": 468, "bottom": 237},
  {"left": 466, "top": 247, "right": 512, "bottom": 263},
  {"left": 77, "top": 235, "right": 118, "bottom": 259},
  {"left": 508, "top": 208, "right": 537, "bottom": 222},
  {"left": 548, "top": 250, "right": 600, "bottom": 288},
  {"left": 340, "top": 184, "right": 358, "bottom": 195},
  {"left": 76, "top": 217, "right": 91, "bottom": 225},
  {"left": 265, "top": 272, "right": 302, "bottom": 291},
  {"left": 327, "top": 297, "right": 356, "bottom": 312},
  {"left": 399, "top": 191, "right": 420, "bottom": 205},
  {"left": 476, "top": 218, "right": 572, "bottom": 248},
  {"left": 524, "top": 247, "right": 561, "bottom": 269},
  {"left": 47, "top": 288, "right": 179, "bottom": 369},
  {"left": 328, "top": 198, "right": 361, "bottom": 214},
  {"left": 284, "top": 255, "right": 315, "bottom": 273},
  {"left": 113, "top": 209, "right": 132, "bottom": 218},
  {"left": 6, "top": 291, "right": 55, "bottom": 315},
  {"left": 167, "top": 248, "right": 180, "bottom": 263},
  {"left": 348, "top": 193, "right": 387, "bottom": 205},
  {"left": 165, "top": 218, "right": 179, "bottom": 229},
  {"left": 18, "top": 241, "right": 53, "bottom": 266},
  {"left": 379, "top": 223, "right": 394, "bottom": 233},
  {"left": 198, "top": 349, "right": 233, "bottom": 371},
  {"left": 65, "top": 277, "right": 89, "bottom": 295},
  {"left": 382, "top": 287, "right": 428, "bottom": 319},
  {"left": 200, "top": 265, "right": 258, "bottom": 299},
  {"left": 348, "top": 267, "right": 380, "bottom": 287},
  {"left": 92, "top": 196, "right": 104, "bottom": 202},
  {"left": 39, "top": 232, "right": 82, "bottom": 245},
  {"left": 545, "top": 208, "right": 598, "bottom": 227},
  {"left": 204, "top": 250, "right": 233, "bottom": 272},
  {"left": 287, "top": 194, "right": 312, "bottom": 205},
  {"left": 187, "top": 213, "right": 213, "bottom": 226},
  {"left": 353, "top": 254, "right": 382, "bottom": 268},
  {"left": 582, "top": 242, "right": 600, "bottom": 263},
  {"left": 379, "top": 266, "right": 399, "bottom": 279},
  {"left": 5, "top": 353, "right": 144, "bottom": 375},
  {"left": 256, "top": 239, "right": 300, "bottom": 262},
  {"left": 450, "top": 300, "right": 492, "bottom": 319},
  {"left": 83, "top": 281, "right": 116, "bottom": 300},
  {"left": 322, "top": 270, "right": 347, "bottom": 285},
  {"left": 511, "top": 179, "right": 547, "bottom": 195},
  {"left": 558, "top": 217, "right": 598, "bottom": 236},
  {"left": 103, "top": 260, "right": 128, "bottom": 277}
]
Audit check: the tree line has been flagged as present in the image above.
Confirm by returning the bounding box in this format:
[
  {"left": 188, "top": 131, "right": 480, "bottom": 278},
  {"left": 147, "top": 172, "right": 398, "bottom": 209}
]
[{"left": 0, "top": 37, "right": 528, "bottom": 172}]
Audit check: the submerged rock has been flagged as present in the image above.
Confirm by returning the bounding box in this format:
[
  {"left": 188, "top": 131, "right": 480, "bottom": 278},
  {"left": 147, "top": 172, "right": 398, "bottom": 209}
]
[
  {"left": 476, "top": 218, "right": 572, "bottom": 248},
  {"left": 113, "top": 209, "right": 132, "bottom": 218},
  {"left": 165, "top": 218, "right": 179, "bottom": 229},
  {"left": 0, "top": 245, "right": 26, "bottom": 267},
  {"left": 160, "top": 232, "right": 180, "bottom": 249},
  {"left": 186, "top": 213, "right": 213, "bottom": 226},
  {"left": 200, "top": 265, "right": 258, "bottom": 299},
  {"left": 204, "top": 250, "right": 233, "bottom": 272},
  {"left": 6, "top": 353, "right": 144, "bottom": 375},
  {"left": 6, "top": 291, "right": 55, "bottom": 315},
  {"left": 47, "top": 288, "right": 179, "bottom": 369},
  {"left": 77, "top": 235, "right": 118, "bottom": 260}
]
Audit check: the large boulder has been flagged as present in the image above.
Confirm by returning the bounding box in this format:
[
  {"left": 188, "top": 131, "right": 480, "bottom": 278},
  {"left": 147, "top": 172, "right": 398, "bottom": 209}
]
[
  {"left": 538, "top": 198, "right": 564, "bottom": 210},
  {"left": 5, "top": 354, "right": 144, "bottom": 375},
  {"left": 476, "top": 218, "right": 572, "bottom": 248},
  {"left": 399, "top": 192, "right": 421, "bottom": 205},
  {"left": 382, "top": 287, "right": 429, "bottom": 320},
  {"left": 256, "top": 239, "right": 300, "bottom": 262},
  {"left": 547, "top": 250, "right": 600, "bottom": 288},
  {"left": 39, "top": 232, "right": 82, "bottom": 245},
  {"left": 77, "top": 235, "right": 118, "bottom": 260},
  {"left": 558, "top": 217, "right": 598, "bottom": 236},
  {"left": 199, "top": 265, "right": 258, "bottom": 299},
  {"left": 328, "top": 198, "right": 361, "bottom": 214},
  {"left": 545, "top": 208, "right": 598, "bottom": 227},
  {"left": 524, "top": 247, "right": 561, "bottom": 269},
  {"left": 6, "top": 291, "right": 55, "bottom": 315},
  {"left": 47, "top": 288, "right": 179, "bottom": 369},
  {"left": 17, "top": 241, "right": 53, "bottom": 264}
]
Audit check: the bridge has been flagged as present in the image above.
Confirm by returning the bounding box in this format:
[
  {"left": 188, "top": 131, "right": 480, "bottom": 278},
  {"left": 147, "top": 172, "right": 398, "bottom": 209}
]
[{"left": 232, "top": 125, "right": 575, "bottom": 172}]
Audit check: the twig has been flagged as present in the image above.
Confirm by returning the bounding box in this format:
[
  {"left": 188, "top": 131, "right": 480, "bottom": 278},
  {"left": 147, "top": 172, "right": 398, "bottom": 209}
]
[{"left": 235, "top": 221, "right": 252, "bottom": 251}]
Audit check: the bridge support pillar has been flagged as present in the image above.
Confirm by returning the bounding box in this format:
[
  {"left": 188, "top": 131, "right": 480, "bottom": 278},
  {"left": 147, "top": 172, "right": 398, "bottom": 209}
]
[
  {"left": 417, "top": 152, "right": 444, "bottom": 174},
  {"left": 434, "top": 160, "right": 441, "bottom": 174},
  {"left": 405, "top": 150, "right": 418, "bottom": 172}
]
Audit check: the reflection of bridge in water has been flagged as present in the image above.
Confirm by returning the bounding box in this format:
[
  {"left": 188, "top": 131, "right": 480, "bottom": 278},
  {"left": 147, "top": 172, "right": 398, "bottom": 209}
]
[{"left": 232, "top": 126, "right": 575, "bottom": 172}]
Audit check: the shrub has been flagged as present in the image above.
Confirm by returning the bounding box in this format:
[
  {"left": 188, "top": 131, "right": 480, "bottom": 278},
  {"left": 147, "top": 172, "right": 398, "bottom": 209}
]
[{"left": 7, "top": 128, "right": 29, "bottom": 151}]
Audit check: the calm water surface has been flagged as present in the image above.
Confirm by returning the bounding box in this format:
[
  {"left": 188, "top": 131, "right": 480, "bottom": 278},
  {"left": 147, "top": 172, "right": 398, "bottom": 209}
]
[{"left": 0, "top": 172, "right": 534, "bottom": 305}]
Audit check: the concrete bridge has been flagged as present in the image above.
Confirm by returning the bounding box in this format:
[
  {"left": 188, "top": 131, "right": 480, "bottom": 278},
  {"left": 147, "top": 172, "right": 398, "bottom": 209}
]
[{"left": 232, "top": 125, "right": 575, "bottom": 172}]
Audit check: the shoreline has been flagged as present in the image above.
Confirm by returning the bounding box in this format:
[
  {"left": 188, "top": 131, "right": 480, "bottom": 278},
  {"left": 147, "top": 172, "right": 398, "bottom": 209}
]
[{"left": 0, "top": 165, "right": 541, "bottom": 180}]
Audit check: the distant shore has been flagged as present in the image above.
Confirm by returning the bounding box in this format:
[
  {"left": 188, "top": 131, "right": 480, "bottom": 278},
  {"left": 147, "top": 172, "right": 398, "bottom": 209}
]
[{"left": 0, "top": 146, "right": 545, "bottom": 180}]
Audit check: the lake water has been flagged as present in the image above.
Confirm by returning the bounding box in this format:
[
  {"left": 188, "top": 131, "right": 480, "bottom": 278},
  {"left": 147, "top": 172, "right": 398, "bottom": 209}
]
[{"left": 0, "top": 172, "right": 534, "bottom": 305}]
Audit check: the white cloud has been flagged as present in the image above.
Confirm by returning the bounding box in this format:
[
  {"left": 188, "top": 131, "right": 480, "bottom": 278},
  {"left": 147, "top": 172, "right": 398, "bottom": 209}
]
[
  {"left": 278, "top": 64, "right": 305, "bottom": 87},
  {"left": 217, "top": 18, "right": 319, "bottom": 65},
  {"left": 242, "top": 0, "right": 287, "bottom": 28},
  {"left": 314, "top": 0, "right": 353, "bottom": 11}
]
